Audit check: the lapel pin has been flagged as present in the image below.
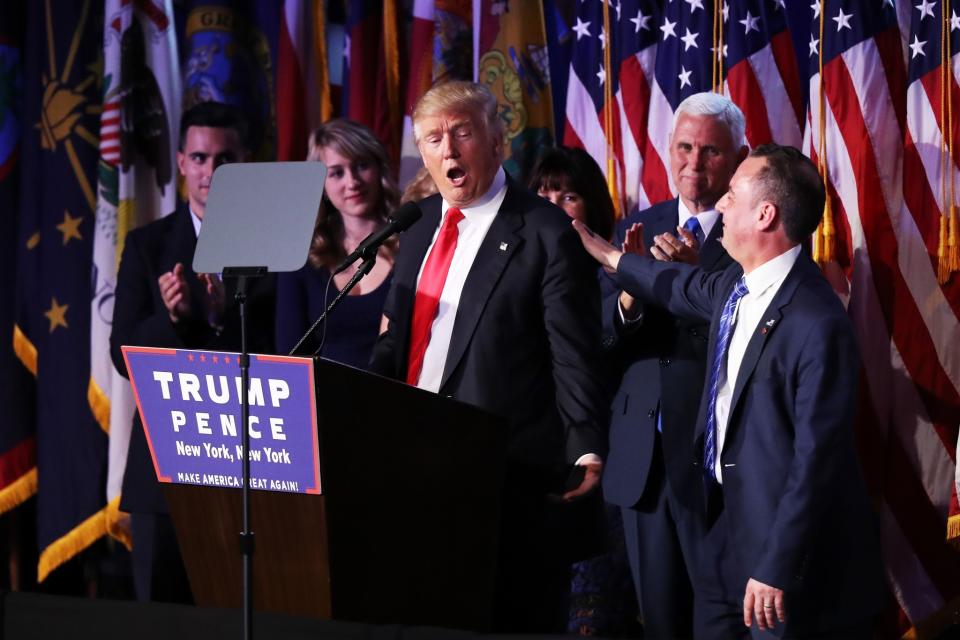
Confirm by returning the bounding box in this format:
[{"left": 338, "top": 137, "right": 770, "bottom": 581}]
[
  {"left": 499, "top": 241, "right": 508, "bottom": 251},
  {"left": 765, "top": 318, "right": 776, "bottom": 327}
]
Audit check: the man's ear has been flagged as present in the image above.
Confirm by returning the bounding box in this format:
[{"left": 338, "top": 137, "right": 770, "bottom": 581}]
[
  {"left": 176, "top": 151, "right": 186, "bottom": 178},
  {"left": 756, "top": 201, "right": 778, "bottom": 231}
]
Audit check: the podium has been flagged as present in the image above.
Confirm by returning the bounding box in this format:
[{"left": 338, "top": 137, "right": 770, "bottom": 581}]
[{"left": 159, "top": 357, "right": 508, "bottom": 631}]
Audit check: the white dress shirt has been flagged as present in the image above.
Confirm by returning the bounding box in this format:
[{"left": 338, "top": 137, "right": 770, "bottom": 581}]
[
  {"left": 190, "top": 207, "right": 202, "bottom": 237},
  {"left": 714, "top": 244, "right": 801, "bottom": 482},
  {"left": 414, "top": 167, "right": 507, "bottom": 393}
]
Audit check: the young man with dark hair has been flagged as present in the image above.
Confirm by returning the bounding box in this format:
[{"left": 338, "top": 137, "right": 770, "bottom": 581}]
[{"left": 110, "top": 101, "right": 274, "bottom": 602}]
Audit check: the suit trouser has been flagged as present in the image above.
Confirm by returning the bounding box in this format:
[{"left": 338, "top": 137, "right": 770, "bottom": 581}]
[
  {"left": 130, "top": 512, "right": 192, "bottom": 604},
  {"left": 694, "top": 505, "right": 872, "bottom": 640},
  {"left": 620, "top": 437, "right": 705, "bottom": 640}
]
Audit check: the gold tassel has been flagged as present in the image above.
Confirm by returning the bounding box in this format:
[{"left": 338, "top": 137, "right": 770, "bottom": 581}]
[
  {"left": 602, "top": 0, "right": 621, "bottom": 218},
  {"left": 812, "top": 3, "right": 832, "bottom": 266},
  {"left": 38, "top": 504, "right": 110, "bottom": 582},
  {"left": 106, "top": 495, "right": 133, "bottom": 551},
  {"left": 938, "top": 214, "right": 950, "bottom": 283},
  {"left": 949, "top": 204, "right": 959, "bottom": 274},
  {"left": 813, "top": 195, "right": 835, "bottom": 265},
  {"left": 0, "top": 468, "right": 38, "bottom": 516},
  {"left": 383, "top": 0, "right": 401, "bottom": 164},
  {"left": 313, "top": 0, "right": 332, "bottom": 123},
  {"left": 949, "top": 513, "right": 960, "bottom": 547}
]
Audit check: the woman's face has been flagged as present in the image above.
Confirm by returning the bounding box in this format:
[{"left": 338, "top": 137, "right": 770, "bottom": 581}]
[
  {"left": 537, "top": 184, "right": 587, "bottom": 223},
  {"left": 319, "top": 145, "right": 383, "bottom": 219}
]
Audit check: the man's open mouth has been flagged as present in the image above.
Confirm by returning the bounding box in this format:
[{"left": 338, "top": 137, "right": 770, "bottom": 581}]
[{"left": 447, "top": 167, "right": 466, "bottom": 185}]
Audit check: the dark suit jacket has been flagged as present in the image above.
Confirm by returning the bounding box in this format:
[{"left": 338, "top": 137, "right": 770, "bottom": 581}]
[
  {"left": 601, "top": 199, "right": 732, "bottom": 513},
  {"left": 615, "top": 250, "right": 885, "bottom": 632},
  {"left": 110, "top": 204, "right": 275, "bottom": 513},
  {"left": 369, "top": 179, "right": 608, "bottom": 550}
]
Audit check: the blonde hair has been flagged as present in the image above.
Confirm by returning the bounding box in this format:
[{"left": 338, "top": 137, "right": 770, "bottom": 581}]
[
  {"left": 306, "top": 119, "right": 400, "bottom": 269},
  {"left": 412, "top": 80, "right": 504, "bottom": 147},
  {"left": 401, "top": 165, "right": 439, "bottom": 204}
]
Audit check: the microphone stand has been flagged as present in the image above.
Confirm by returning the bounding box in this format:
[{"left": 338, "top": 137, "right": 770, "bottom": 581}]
[
  {"left": 221, "top": 265, "right": 266, "bottom": 640},
  {"left": 288, "top": 255, "right": 378, "bottom": 357}
]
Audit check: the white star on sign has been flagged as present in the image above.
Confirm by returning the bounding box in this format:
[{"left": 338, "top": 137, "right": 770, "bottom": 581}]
[
  {"left": 809, "top": 33, "right": 819, "bottom": 57},
  {"left": 681, "top": 28, "right": 699, "bottom": 50},
  {"left": 679, "top": 65, "right": 693, "bottom": 88},
  {"left": 811, "top": 1, "right": 821, "bottom": 19},
  {"left": 685, "top": 0, "right": 705, "bottom": 12},
  {"left": 953, "top": 10, "right": 960, "bottom": 30},
  {"left": 597, "top": 64, "right": 606, "bottom": 86}
]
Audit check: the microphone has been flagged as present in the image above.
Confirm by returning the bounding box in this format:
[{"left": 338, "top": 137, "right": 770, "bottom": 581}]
[{"left": 332, "top": 201, "right": 423, "bottom": 275}]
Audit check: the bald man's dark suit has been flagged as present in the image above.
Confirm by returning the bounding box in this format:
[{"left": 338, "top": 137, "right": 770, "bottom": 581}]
[{"left": 614, "top": 250, "right": 885, "bottom": 638}]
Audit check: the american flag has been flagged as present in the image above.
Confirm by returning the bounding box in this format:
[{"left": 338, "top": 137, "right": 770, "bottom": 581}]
[
  {"left": 397, "top": 0, "right": 474, "bottom": 187},
  {"left": 276, "top": 0, "right": 320, "bottom": 162},
  {"left": 565, "top": 0, "right": 960, "bottom": 634},
  {"left": 802, "top": 0, "right": 960, "bottom": 634},
  {"left": 342, "top": 0, "right": 402, "bottom": 169},
  {"left": 562, "top": 0, "right": 802, "bottom": 213}
]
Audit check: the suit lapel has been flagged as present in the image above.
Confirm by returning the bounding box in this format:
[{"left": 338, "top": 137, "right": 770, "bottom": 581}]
[
  {"left": 439, "top": 184, "right": 523, "bottom": 390},
  {"left": 644, "top": 200, "right": 678, "bottom": 244}
]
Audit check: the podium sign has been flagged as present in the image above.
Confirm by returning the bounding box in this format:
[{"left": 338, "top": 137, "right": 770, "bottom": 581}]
[{"left": 122, "top": 347, "right": 321, "bottom": 494}]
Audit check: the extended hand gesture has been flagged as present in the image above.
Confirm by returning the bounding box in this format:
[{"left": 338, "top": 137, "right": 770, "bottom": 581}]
[{"left": 650, "top": 224, "right": 700, "bottom": 265}]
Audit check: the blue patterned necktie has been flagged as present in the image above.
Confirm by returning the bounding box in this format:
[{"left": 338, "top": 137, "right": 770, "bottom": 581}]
[
  {"left": 703, "top": 276, "right": 749, "bottom": 482},
  {"left": 683, "top": 216, "right": 704, "bottom": 246}
]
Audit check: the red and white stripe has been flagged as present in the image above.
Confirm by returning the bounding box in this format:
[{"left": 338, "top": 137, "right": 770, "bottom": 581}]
[
  {"left": 276, "top": 0, "right": 317, "bottom": 161},
  {"left": 399, "top": 0, "right": 435, "bottom": 186},
  {"left": 725, "top": 31, "right": 803, "bottom": 148},
  {"left": 805, "top": 25, "right": 960, "bottom": 633},
  {"left": 563, "top": 46, "right": 673, "bottom": 213},
  {"left": 99, "top": 100, "right": 121, "bottom": 166},
  {"left": 564, "top": 36, "right": 802, "bottom": 215}
]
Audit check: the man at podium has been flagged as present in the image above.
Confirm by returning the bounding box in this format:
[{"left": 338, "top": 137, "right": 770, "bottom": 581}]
[
  {"left": 110, "top": 102, "right": 276, "bottom": 603},
  {"left": 370, "top": 81, "right": 608, "bottom": 633}
]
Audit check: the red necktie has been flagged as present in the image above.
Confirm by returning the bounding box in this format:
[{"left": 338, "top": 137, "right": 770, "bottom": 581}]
[{"left": 406, "top": 207, "right": 465, "bottom": 385}]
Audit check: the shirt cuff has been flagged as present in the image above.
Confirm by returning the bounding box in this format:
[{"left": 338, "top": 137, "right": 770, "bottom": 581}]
[
  {"left": 618, "top": 298, "right": 643, "bottom": 325},
  {"left": 575, "top": 453, "right": 602, "bottom": 466}
]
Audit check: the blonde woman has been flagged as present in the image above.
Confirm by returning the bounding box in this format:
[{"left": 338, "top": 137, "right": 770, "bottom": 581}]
[{"left": 275, "top": 119, "right": 400, "bottom": 365}]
